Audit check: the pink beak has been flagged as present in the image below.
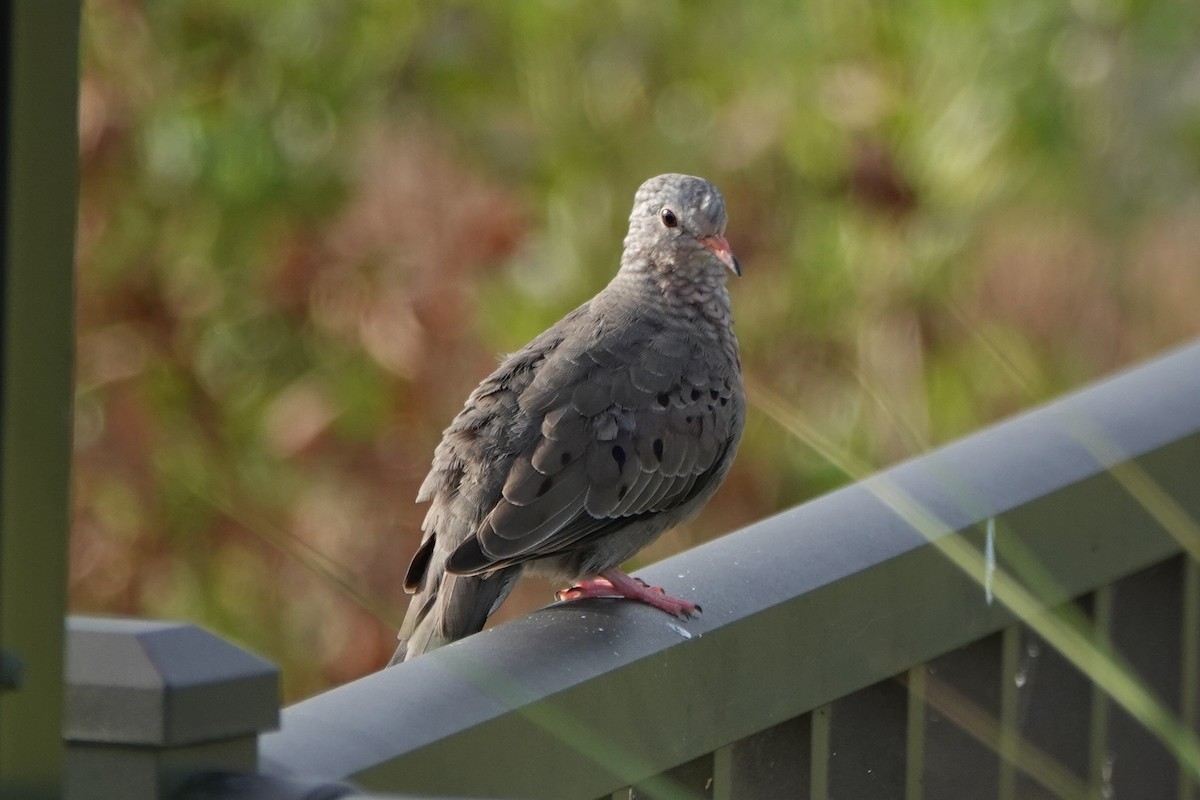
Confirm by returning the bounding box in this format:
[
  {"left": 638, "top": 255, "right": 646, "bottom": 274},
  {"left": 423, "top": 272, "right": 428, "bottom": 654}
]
[{"left": 700, "top": 234, "right": 741, "bottom": 276}]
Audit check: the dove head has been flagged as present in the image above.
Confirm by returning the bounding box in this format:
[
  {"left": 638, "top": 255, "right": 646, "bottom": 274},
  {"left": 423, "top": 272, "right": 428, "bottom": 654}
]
[{"left": 622, "top": 173, "right": 741, "bottom": 279}]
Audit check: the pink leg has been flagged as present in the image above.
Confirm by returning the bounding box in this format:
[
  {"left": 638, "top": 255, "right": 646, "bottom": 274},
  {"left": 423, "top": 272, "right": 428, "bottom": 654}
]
[{"left": 556, "top": 567, "right": 701, "bottom": 619}]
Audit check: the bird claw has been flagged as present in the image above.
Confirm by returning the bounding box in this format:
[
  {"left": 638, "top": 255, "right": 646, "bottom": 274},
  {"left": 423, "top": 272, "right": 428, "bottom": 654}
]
[{"left": 663, "top": 597, "right": 702, "bottom": 620}]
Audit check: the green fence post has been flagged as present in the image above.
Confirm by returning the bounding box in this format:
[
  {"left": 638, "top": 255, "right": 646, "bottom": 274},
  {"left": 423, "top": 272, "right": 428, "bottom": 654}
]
[{"left": 0, "top": 2, "right": 81, "bottom": 798}]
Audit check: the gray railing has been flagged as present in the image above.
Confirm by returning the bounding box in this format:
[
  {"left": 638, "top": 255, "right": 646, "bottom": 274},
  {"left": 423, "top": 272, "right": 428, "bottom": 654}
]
[
  {"left": 235, "top": 341, "right": 1197, "bottom": 799},
  {"left": 56, "top": 357, "right": 1200, "bottom": 800},
  {"left": 61, "top": 341, "right": 1200, "bottom": 799}
]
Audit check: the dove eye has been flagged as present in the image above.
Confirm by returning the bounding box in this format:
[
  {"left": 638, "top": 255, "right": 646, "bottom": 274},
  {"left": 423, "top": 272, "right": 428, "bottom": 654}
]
[{"left": 659, "top": 207, "right": 679, "bottom": 228}]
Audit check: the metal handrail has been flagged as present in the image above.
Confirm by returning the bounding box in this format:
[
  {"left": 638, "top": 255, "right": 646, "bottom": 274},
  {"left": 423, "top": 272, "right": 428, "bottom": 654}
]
[{"left": 257, "top": 342, "right": 1200, "bottom": 799}]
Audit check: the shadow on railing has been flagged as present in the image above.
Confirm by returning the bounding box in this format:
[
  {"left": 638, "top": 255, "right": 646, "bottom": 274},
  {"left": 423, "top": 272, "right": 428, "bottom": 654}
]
[{"left": 65, "top": 341, "right": 1200, "bottom": 799}]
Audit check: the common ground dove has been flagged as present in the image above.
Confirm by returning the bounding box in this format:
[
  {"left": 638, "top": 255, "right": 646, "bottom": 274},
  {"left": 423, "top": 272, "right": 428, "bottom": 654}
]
[{"left": 390, "top": 173, "right": 744, "bottom": 664}]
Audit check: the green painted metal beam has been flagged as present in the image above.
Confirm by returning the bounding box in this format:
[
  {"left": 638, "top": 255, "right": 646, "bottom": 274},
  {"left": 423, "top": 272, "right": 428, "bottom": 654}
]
[
  {"left": 0, "top": 2, "right": 81, "bottom": 798},
  {"left": 259, "top": 342, "right": 1200, "bottom": 799}
]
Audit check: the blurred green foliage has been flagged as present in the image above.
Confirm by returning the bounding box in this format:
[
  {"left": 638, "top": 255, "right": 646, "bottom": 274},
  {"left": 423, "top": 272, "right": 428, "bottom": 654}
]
[{"left": 76, "top": 0, "right": 1200, "bottom": 698}]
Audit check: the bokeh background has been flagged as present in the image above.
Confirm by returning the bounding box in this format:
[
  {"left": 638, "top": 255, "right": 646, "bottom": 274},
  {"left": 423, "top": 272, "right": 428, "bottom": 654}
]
[{"left": 75, "top": 0, "right": 1200, "bottom": 700}]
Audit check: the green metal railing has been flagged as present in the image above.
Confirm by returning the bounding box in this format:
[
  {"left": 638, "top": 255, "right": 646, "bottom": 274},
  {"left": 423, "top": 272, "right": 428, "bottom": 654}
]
[
  {"left": 45, "top": 343, "right": 1200, "bottom": 800},
  {"left": 255, "top": 342, "right": 1200, "bottom": 799}
]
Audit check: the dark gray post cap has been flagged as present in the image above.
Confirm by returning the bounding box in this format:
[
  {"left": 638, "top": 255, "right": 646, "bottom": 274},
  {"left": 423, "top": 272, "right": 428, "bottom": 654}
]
[{"left": 65, "top": 616, "right": 280, "bottom": 746}]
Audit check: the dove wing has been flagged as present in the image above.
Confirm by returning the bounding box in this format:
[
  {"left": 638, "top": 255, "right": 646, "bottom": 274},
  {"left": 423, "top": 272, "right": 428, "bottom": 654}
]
[{"left": 445, "top": 321, "right": 741, "bottom": 575}]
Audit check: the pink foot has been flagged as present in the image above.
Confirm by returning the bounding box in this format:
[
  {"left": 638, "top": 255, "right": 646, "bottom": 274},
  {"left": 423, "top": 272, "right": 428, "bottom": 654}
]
[
  {"left": 556, "top": 567, "right": 701, "bottom": 619},
  {"left": 555, "top": 577, "right": 624, "bottom": 602}
]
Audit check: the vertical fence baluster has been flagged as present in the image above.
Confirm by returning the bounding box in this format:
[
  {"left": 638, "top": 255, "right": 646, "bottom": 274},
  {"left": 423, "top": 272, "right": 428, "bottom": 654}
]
[
  {"left": 810, "top": 704, "right": 831, "bottom": 800},
  {"left": 710, "top": 744, "right": 732, "bottom": 800},
  {"left": 1179, "top": 559, "right": 1200, "bottom": 800},
  {"left": 998, "top": 626, "right": 1023, "bottom": 800},
  {"left": 906, "top": 665, "right": 927, "bottom": 800},
  {"left": 1088, "top": 585, "right": 1114, "bottom": 799}
]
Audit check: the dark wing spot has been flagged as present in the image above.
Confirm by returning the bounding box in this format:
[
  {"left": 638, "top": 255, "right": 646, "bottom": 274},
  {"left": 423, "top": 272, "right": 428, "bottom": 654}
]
[
  {"left": 612, "top": 445, "right": 627, "bottom": 469},
  {"left": 710, "top": 389, "right": 720, "bottom": 400},
  {"left": 653, "top": 438, "right": 664, "bottom": 461},
  {"left": 685, "top": 416, "right": 693, "bottom": 423},
  {"left": 720, "top": 397, "right": 728, "bottom": 406},
  {"left": 656, "top": 392, "right": 670, "bottom": 408},
  {"left": 690, "top": 388, "right": 701, "bottom": 401},
  {"left": 560, "top": 451, "right": 572, "bottom": 466},
  {"left": 537, "top": 476, "right": 554, "bottom": 497}
]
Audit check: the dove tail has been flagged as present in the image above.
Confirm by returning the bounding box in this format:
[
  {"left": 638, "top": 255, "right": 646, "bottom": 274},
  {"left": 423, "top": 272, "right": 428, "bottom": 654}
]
[{"left": 388, "top": 545, "right": 519, "bottom": 665}]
